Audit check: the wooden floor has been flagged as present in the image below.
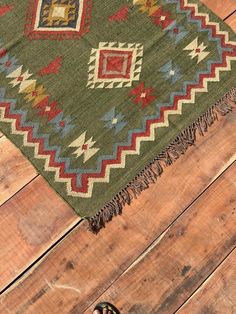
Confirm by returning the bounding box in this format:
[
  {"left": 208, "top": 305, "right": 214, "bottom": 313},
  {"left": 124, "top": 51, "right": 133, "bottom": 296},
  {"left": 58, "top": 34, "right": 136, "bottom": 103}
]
[{"left": 0, "top": 2, "right": 236, "bottom": 313}]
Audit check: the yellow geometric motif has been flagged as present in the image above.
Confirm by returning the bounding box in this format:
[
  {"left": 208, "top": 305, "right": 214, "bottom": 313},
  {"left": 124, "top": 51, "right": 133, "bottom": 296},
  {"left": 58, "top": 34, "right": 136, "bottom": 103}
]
[{"left": 41, "top": 0, "right": 77, "bottom": 27}]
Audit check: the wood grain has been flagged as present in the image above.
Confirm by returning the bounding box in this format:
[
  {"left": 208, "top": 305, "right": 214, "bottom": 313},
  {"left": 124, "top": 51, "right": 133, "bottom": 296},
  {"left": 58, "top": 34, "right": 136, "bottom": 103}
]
[
  {"left": 0, "top": 136, "right": 37, "bottom": 206},
  {"left": 201, "top": 0, "right": 236, "bottom": 19},
  {"left": 85, "top": 163, "right": 236, "bottom": 314},
  {"left": 0, "top": 176, "right": 78, "bottom": 292},
  {"left": 226, "top": 12, "right": 236, "bottom": 32},
  {"left": 1, "top": 110, "right": 235, "bottom": 313},
  {"left": 177, "top": 249, "right": 236, "bottom": 314},
  {"left": 0, "top": 0, "right": 235, "bottom": 311}
]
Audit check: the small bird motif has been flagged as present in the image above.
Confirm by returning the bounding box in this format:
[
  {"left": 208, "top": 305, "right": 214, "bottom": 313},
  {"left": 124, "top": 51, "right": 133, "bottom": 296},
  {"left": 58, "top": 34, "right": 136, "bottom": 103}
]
[
  {"left": 0, "top": 4, "right": 14, "bottom": 17},
  {"left": 38, "top": 56, "right": 63, "bottom": 76},
  {"left": 109, "top": 6, "right": 129, "bottom": 22}
]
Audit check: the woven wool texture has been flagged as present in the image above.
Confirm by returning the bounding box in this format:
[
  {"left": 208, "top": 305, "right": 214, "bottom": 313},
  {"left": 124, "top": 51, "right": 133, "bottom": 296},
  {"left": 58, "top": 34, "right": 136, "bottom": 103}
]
[{"left": 0, "top": 0, "right": 236, "bottom": 231}]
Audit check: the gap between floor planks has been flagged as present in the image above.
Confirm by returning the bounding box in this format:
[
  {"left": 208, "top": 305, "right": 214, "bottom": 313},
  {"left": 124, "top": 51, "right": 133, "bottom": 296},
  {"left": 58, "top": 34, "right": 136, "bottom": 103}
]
[
  {"left": 176, "top": 248, "right": 236, "bottom": 313},
  {"left": 0, "top": 108, "right": 236, "bottom": 312},
  {"left": 225, "top": 12, "right": 236, "bottom": 31},
  {"left": 84, "top": 162, "right": 236, "bottom": 314},
  {"left": 0, "top": 1, "right": 234, "bottom": 213},
  {"left": 202, "top": 0, "right": 236, "bottom": 20},
  {"left": 1, "top": 159, "right": 236, "bottom": 314},
  {"left": 0, "top": 0, "right": 234, "bottom": 220},
  {"left": 0, "top": 0, "right": 234, "bottom": 310},
  {"left": 0, "top": 7, "right": 235, "bottom": 294}
]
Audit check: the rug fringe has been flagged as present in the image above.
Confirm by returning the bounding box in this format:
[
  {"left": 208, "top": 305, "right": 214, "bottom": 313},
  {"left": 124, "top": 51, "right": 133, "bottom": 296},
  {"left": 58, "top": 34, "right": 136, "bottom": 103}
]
[{"left": 88, "top": 87, "right": 236, "bottom": 233}]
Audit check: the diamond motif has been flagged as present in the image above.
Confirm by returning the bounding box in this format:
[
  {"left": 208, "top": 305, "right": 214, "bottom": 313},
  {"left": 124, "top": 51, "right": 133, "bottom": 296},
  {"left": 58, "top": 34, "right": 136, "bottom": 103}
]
[
  {"left": 25, "top": 0, "right": 92, "bottom": 40},
  {"left": 98, "top": 50, "right": 133, "bottom": 79},
  {"left": 87, "top": 42, "right": 144, "bottom": 89},
  {"left": 51, "top": 6, "right": 67, "bottom": 18}
]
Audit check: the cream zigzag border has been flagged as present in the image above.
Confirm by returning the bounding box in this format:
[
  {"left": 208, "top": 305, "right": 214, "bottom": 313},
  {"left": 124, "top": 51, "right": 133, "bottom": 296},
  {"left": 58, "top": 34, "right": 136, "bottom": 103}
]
[
  {"left": 1, "top": 0, "right": 236, "bottom": 198},
  {"left": 71, "top": 0, "right": 236, "bottom": 197}
]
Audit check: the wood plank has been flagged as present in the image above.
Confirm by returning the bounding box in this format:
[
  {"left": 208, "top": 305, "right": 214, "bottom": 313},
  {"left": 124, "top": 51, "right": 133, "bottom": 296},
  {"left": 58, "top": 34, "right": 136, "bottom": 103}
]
[
  {"left": 1, "top": 110, "right": 235, "bottom": 313},
  {"left": 85, "top": 163, "right": 236, "bottom": 314},
  {"left": 226, "top": 12, "right": 236, "bottom": 32},
  {"left": 0, "top": 136, "right": 37, "bottom": 206},
  {"left": 0, "top": 0, "right": 234, "bottom": 309},
  {"left": 177, "top": 249, "right": 236, "bottom": 314},
  {"left": 201, "top": 0, "right": 236, "bottom": 19},
  {"left": 0, "top": 176, "right": 78, "bottom": 292}
]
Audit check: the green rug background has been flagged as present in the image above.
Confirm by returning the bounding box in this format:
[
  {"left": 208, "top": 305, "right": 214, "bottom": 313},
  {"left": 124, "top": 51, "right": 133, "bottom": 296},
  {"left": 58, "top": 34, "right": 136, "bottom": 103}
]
[{"left": 0, "top": 0, "right": 235, "bottom": 218}]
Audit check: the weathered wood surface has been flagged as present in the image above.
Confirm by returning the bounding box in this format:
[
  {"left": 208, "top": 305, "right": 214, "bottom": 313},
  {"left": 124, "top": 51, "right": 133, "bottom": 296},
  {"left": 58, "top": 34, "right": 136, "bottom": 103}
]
[
  {"left": 177, "top": 249, "right": 236, "bottom": 314},
  {"left": 1, "top": 109, "right": 235, "bottom": 313},
  {"left": 0, "top": 136, "right": 37, "bottom": 206},
  {"left": 202, "top": 0, "right": 236, "bottom": 19},
  {"left": 85, "top": 163, "right": 236, "bottom": 314},
  {"left": 0, "top": 176, "right": 78, "bottom": 292},
  {"left": 0, "top": 0, "right": 235, "bottom": 312},
  {"left": 226, "top": 12, "right": 236, "bottom": 31}
]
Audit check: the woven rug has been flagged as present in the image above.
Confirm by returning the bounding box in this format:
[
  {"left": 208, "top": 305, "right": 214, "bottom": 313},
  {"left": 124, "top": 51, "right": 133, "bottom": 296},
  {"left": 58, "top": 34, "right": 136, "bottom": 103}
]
[{"left": 0, "top": 0, "right": 235, "bottom": 232}]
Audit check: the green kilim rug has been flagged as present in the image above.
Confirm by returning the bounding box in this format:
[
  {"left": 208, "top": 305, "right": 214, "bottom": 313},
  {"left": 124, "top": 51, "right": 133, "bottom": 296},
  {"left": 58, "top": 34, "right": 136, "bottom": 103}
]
[{"left": 0, "top": 0, "right": 235, "bottom": 232}]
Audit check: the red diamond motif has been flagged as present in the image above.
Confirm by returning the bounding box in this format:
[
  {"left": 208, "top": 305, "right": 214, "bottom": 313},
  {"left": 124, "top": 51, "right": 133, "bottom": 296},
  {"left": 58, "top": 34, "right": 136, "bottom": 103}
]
[
  {"left": 98, "top": 49, "right": 133, "bottom": 80},
  {"left": 17, "top": 76, "right": 24, "bottom": 82},
  {"left": 82, "top": 144, "right": 88, "bottom": 150},
  {"left": 173, "top": 27, "right": 179, "bottom": 34},
  {"left": 5, "top": 61, "right": 12, "bottom": 67},
  {"left": 59, "top": 121, "right": 65, "bottom": 127},
  {"left": 106, "top": 56, "right": 125, "bottom": 73}
]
